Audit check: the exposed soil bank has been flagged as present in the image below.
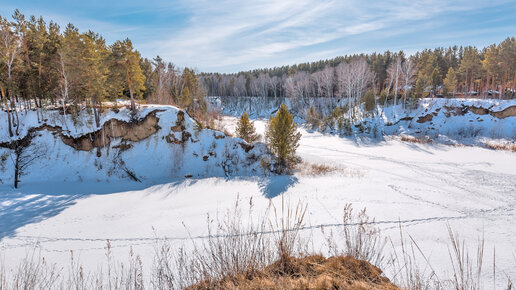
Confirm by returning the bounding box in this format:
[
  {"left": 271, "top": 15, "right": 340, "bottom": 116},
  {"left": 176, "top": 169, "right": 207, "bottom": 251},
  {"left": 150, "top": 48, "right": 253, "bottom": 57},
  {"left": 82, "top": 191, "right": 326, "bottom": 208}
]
[{"left": 0, "top": 110, "right": 162, "bottom": 151}]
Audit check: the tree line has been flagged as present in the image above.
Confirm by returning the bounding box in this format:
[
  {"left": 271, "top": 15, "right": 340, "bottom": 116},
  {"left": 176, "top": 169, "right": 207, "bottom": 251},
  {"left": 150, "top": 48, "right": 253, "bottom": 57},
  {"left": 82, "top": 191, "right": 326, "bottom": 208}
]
[
  {"left": 199, "top": 38, "right": 516, "bottom": 101},
  {"left": 0, "top": 10, "right": 207, "bottom": 138}
]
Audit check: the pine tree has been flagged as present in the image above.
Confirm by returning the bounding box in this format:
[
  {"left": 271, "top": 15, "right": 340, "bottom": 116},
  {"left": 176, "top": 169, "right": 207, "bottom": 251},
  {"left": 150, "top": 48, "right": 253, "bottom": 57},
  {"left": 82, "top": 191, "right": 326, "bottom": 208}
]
[
  {"left": 443, "top": 67, "right": 457, "bottom": 97},
  {"left": 265, "top": 104, "right": 301, "bottom": 173},
  {"left": 236, "top": 111, "right": 259, "bottom": 143},
  {"left": 109, "top": 38, "right": 145, "bottom": 112},
  {"left": 430, "top": 67, "right": 441, "bottom": 95}
]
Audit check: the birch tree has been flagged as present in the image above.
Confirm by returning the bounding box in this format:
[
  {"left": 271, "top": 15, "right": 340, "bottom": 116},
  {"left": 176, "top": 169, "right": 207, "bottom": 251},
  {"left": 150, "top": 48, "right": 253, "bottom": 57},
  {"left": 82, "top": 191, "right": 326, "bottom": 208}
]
[
  {"left": 401, "top": 58, "right": 416, "bottom": 109},
  {"left": 0, "top": 17, "right": 20, "bottom": 137}
]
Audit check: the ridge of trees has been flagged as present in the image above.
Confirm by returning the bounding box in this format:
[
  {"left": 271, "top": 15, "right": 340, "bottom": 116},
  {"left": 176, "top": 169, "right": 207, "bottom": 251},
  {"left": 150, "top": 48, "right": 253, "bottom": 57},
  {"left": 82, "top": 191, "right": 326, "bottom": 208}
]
[{"left": 199, "top": 38, "right": 516, "bottom": 101}]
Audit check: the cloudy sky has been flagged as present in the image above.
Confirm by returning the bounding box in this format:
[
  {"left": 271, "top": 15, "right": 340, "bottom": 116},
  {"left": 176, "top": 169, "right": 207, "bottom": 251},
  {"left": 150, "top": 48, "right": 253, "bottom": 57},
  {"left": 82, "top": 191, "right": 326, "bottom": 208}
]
[{"left": 1, "top": 0, "right": 515, "bottom": 73}]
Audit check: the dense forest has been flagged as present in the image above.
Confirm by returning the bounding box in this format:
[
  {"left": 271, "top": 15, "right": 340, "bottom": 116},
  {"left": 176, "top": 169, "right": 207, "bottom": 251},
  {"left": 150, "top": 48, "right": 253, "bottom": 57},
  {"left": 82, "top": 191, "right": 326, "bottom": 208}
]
[
  {"left": 0, "top": 10, "right": 208, "bottom": 138},
  {"left": 0, "top": 9, "right": 515, "bottom": 138},
  {"left": 199, "top": 39, "right": 516, "bottom": 101}
]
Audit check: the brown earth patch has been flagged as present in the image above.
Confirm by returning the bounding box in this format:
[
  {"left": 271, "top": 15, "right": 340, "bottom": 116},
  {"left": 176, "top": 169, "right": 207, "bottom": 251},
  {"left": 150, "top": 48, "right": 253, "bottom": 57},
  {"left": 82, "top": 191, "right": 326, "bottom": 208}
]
[
  {"left": 416, "top": 113, "right": 434, "bottom": 123},
  {"left": 490, "top": 105, "right": 516, "bottom": 119}
]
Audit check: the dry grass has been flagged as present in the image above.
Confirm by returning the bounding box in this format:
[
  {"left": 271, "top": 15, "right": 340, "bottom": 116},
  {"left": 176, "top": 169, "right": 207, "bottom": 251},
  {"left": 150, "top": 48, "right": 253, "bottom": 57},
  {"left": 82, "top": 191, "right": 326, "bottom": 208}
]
[
  {"left": 189, "top": 254, "right": 398, "bottom": 290},
  {"left": 446, "top": 226, "right": 484, "bottom": 290},
  {"left": 482, "top": 141, "right": 516, "bottom": 152},
  {"left": 294, "top": 161, "right": 338, "bottom": 176},
  {"left": 322, "top": 204, "right": 387, "bottom": 268},
  {"left": 400, "top": 134, "right": 433, "bottom": 144},
  {"left": 295, "top": 161, "right": 365, "bottom": 178}
]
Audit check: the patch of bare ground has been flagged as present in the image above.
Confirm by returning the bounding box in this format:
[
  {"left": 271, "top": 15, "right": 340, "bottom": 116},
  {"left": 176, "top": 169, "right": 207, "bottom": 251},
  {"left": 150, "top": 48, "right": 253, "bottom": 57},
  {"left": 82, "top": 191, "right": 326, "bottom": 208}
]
[
  {"left": 188, "top": 254, "right": 398, "bottom": 290},
  {"left": 400, "top": 134, "right": 433, "bottom": 144}
]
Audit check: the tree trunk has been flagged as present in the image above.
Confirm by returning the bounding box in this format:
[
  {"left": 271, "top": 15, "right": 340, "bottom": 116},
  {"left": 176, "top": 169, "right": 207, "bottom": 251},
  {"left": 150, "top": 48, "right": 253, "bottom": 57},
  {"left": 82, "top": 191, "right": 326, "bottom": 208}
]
[
  {"left": 129, "top": 86, "right": 136, "bottom": 112},
  {"left": 1, "top": 87, "right": 13, "bottom": 137},
  {"left": 14, "top": 147, "right": 20, "bottom": 188},
  {"left": 92, "top": 97, "right": 100, "bottom": 128}
]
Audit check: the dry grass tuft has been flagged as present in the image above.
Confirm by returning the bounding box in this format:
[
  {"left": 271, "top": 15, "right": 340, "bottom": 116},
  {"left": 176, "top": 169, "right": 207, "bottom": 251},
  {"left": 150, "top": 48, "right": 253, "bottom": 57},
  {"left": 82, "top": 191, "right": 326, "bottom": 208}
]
[
  {"left": 188, "top": 254, "right": 398, "bottom": 290},
  {"left": 482, "top": 141, "right": 516, "bottom": 152},
  {"left": 294, "top": 161, "right": 356, "bottom": 176},
  {"left": 400, "top": 134, "right": 433, "bottom": 144}
]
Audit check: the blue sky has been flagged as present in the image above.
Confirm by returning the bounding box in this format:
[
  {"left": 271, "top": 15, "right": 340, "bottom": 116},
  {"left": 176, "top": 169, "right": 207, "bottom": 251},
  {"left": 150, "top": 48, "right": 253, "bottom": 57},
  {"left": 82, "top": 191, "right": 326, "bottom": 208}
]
[{"left": 1, "top": 0, "right": 515, "bottom": 73}]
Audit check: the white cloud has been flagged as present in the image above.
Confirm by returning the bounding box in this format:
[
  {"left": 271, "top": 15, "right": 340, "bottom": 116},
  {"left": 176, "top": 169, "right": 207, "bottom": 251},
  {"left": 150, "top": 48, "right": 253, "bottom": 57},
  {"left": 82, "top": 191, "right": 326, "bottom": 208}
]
[{"left": 150, "top": 0, "right": 506, "bottom": 72}]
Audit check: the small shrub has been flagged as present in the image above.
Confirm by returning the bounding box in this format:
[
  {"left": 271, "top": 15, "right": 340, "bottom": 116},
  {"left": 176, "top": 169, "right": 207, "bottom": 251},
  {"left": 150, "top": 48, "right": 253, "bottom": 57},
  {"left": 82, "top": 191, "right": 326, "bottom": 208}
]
[
  {"left": 236, "top": 111, "right": 260, "bottom": 143},
  {"left": 305, "top": 105, "right": 322, "bottom": 130},
  {"left": 364, "top": 90, "right": 376, "bottom": 112}
]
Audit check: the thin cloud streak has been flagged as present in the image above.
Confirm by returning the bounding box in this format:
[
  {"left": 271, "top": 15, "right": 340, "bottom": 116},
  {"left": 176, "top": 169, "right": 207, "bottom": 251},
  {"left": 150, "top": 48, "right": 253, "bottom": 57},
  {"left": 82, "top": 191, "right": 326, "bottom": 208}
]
[{"left": 149, "top": 0, "right": 513, "bottom": 72}]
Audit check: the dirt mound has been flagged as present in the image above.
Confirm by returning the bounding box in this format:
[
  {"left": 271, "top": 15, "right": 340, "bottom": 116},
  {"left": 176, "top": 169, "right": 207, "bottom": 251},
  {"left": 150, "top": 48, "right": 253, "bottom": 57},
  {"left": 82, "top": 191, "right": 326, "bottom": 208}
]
[{"left": 188, "top": 255, "right": 398, "bottom": 290}]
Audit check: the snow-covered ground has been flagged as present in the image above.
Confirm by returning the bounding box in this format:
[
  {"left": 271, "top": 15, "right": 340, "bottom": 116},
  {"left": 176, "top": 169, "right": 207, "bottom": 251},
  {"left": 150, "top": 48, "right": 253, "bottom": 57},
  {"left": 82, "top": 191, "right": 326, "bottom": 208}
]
[{"left": 1, "top": 115, "right": 515, "bottom": 287}]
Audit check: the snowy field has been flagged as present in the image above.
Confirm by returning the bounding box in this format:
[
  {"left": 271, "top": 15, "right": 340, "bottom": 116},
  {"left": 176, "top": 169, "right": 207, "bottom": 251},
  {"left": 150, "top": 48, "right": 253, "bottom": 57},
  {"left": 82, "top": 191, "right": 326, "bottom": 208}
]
[{"left": 1, "top": 116, "right": 515, "bottom": 286}]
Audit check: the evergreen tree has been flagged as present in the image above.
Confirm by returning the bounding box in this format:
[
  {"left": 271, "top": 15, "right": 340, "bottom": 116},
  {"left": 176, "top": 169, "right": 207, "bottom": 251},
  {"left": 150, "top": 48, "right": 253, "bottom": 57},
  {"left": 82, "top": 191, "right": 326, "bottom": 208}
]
[
  {"left": 109, "top": 38, "right": 145, "bottom": 112},
  {"left": 236, "top": 111, "right": 259, "bottom": 143},
  {"left": 443, "top": 67, "right": 458, "bottom": 97},
  {"left": 430, "top": 67, "right": 440, "bottom": 94},
  {"left": 265, "top": 104, "right": 301, "bottom": 173}
]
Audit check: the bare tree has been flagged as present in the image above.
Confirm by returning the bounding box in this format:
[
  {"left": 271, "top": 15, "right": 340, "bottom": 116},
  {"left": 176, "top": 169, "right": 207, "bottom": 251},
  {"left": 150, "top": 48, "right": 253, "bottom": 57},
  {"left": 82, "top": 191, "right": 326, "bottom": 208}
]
[
  {"left": 388, "top": 55, "right": 402, "bottom": 107},
  {"left": 321, "top": 65, "right": 334, "bottom": 98},
  {"left": 382, "top": 56, "right": 401, "bottom": 117},
  {"left": 284, "top": 71, "right": 310, "bottom": 101},
  {"left": 311, "top": 70, "right": 323, "bottom": 97},
  {"left": 400, "top": 58, "right": 417, "bottom": 110},
  {"left": 7, "top": 133, "right": 46, "bottom": 188},
  {"left": 235, "top": 75, "right": 247, "bottom": 96},
  {"left": 267, "top": 75, "right": 279, "bottom": 98},
  {"left": 337, "top": 58, "right": 372, "bottom": 120},
  {"left": 0, "top": 18, "right": 21, "bottom": 137}
]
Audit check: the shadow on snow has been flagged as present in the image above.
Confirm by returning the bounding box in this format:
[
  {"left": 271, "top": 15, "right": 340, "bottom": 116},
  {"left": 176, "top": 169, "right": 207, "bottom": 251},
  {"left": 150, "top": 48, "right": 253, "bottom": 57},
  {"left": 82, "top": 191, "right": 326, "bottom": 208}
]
[{"left": 0, "top": 173, "right": 297, "bottom": 240}]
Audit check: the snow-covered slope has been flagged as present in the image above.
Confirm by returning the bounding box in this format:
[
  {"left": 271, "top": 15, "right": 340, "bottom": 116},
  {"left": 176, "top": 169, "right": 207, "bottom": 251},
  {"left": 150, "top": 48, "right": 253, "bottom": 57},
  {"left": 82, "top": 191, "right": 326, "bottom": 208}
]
[
  {"left": 212, "top": 96, "right": 516, "bottom": 141},
  {"left": 380, "top": 98, "right": 516, "bottom": 140},
  {"left": 0, "top": 105, "right": 272, "bottom": 188}
]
